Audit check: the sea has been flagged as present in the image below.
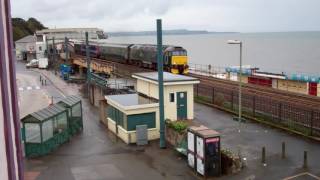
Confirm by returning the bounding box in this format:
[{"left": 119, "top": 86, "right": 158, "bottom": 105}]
[{"left": 103, "top": 32, "right": 320, "bottom": 75}]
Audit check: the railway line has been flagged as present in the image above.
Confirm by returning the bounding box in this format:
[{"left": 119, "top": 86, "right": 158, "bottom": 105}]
[
  {"left": 190, "top": 73, "right": 320, "bottom": 109},
  {"left": 72, "top": 54, "right": 320, "bottom": 109}
]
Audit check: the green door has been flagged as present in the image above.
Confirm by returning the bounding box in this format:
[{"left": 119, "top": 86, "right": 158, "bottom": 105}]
[{"left": 177, "top": 92, "right": 187, "bottom": 120}]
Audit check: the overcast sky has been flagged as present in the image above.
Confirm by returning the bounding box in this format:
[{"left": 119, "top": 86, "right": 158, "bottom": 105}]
[{"left": 11, "top": 0, "right": 320, "bottom": 32}]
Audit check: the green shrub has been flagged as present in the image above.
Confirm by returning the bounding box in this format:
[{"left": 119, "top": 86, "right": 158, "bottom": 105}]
[{"left": 166, "top": 119, "right": 188, "bottom": 133}]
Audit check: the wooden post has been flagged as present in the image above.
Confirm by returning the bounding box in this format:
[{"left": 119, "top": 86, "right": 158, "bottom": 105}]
[
  {"left": 278, "top": 102, "right": 282, "bottom": 122},
  {"left": 303, "top": 151, "right": 308, "bottom": 168},
  {"left": 212, "top": 87, "right": 215, "bottom": 104},
  {"left": 253, "top": 96, "right": 256, "bottom": 116},
  {"left": 310, "top": 110, "right": 314, "bottom": 136},
  {"left": 231, "top": 91, "right": 234, "bottom": 110},
  {"left": 262, "top": 146, "right": 266, "bottom": 165},
  {"left": 282, "top": 142, "right": 286, "bottom": 159},
  {"left": 196, "top": 84, "right": 199, "bottom": 97}
]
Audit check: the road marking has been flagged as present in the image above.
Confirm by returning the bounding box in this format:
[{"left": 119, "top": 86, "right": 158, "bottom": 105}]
[
  {"left": 283, "top": 172, "right": 320, "bottom": 180},
  {"left": 18, "top": 86, "right": 41, "bottom": 91}
]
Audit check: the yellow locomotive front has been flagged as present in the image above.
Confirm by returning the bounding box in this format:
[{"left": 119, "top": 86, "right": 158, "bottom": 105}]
[{"left": 164, "top": 47, "right": 189, "bottom": 74}]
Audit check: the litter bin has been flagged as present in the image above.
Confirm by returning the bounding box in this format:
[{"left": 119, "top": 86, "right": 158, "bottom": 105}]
[
  {"left": 195, "top": 129, "right": 221, "bottom": 177},
  {"left": 187, "top": 126, "right": 209, "bottom": 169}
]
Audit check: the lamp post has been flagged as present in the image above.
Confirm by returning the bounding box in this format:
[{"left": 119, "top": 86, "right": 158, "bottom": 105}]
[
  {"left": 157, "top": 19, "right": 166, "bottom": 149},
  {"left": 85, "top": 32, "right": 91, "bottom": 98},
  {"left": 227, "top": 40, "right": 243, "bottom": 132}
]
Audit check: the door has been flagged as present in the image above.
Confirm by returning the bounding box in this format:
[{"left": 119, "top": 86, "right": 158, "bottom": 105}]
[
  {"left": 309, "top": 82, "right": 317, "bottom": 96},
  {"left": 177, "top": 92, "right": 187, "bottom": 120}
]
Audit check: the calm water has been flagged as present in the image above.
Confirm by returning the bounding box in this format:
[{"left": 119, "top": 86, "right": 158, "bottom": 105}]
[{"left": 104, "top": 32, "right": 320, "bottom": 75}]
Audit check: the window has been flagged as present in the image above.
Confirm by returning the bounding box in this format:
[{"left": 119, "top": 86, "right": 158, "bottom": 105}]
[
  {"left": 170, "top": 93, "right": 175, "bottom": 102},
  {"left": 39, "top": 46, "right": 42, "bottom": 51}
]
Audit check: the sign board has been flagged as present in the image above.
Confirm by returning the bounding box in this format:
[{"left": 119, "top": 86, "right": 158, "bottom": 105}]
[
  {"left": 197, "top": 158, "right": 204, "bottom": 175},
  {"left": 188, "top": 153, "right": 195, "bottom": 168},
  {"left": 136, "top": 125, "right": 148, "bottom": 146},
  {"left": 196, "top": 136, "right": 204, "bottom": 158},
  {"left": 187, "top": 131, "right": 194, "bottom": 152}
]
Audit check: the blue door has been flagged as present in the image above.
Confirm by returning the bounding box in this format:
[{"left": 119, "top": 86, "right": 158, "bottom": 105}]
[{"left": 177, "top": 92, "right": 187, "bottom": 120}]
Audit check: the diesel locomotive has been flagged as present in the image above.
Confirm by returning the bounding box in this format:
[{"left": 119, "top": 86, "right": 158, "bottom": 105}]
[{"left": 74, "top": 42, "right": 188, "bottom": 74}]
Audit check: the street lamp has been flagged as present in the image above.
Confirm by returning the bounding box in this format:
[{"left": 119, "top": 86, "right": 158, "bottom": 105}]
[{"left": 227, "top": 40, "right": 243, "bottom": 132}]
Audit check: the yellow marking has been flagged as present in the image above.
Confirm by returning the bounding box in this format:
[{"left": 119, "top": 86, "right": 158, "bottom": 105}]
[
  {"left": 283, "top": 172, "right": 320, "bottom": 180},
  {"left": 172, "top": 56, "right": 187, "bottom": 65}
]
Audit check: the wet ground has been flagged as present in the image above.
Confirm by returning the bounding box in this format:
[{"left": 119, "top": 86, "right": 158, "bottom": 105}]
[
  {"left": 18, "top": 61, "right": 320, "bottom": 180},
  {"left": 18, "top": 62, "right": 196, "bottom": 180},
  {"left": 194, "top": 103, "right": 320, "bottom": 180}
]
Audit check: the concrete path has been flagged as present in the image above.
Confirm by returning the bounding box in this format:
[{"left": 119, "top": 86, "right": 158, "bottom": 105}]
[
  {"left": 20, "top": 63, "right": 195, "bottom": 180},
  {"left": 194, "top": 103, "right": 320, "bottom": 180},
  {"left": 19, "top": 60, "right": 320, "bottom": 180}
]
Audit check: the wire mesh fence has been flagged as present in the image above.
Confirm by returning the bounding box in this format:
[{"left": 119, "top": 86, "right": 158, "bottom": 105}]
[{"left": 194, "top": 83, "right": 320, "bottom": 137}]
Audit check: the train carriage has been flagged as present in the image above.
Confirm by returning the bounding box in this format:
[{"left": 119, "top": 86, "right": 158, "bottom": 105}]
[
  {"left": 100, "top": 43, "right": 130, "bottom": 63},
  {"left": 73, "top": 41, "right": 189, "bottom": 75}
]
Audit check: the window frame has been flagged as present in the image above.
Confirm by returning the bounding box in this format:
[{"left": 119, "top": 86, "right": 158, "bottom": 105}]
[{"left": 169, "top": 93, "right": 175, "bottom": 103}]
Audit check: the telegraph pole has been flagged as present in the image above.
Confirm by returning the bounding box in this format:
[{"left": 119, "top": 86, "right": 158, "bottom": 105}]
[
  {"left": 64, "top": 37, "right": 69, "bottom": 62},
  {"left": 85, "top": 32, "right": 91, "bottom": 98},
  {"left": 157, "top": 19, "right": 166, "bottom": 148}
]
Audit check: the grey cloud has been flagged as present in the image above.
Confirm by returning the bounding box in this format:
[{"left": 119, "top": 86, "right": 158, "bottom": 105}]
[{"left": 11, "top": 0, "right": 320, "bottom": 32}]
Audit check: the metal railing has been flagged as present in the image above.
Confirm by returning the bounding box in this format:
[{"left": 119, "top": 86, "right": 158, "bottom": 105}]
[{"left": 195, "top": 83, "right": 320, "bottom": 137}]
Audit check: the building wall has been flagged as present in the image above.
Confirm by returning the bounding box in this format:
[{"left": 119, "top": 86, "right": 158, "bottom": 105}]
[
  {"left": 107, "top": 111, "right": 160, "bottom": 144},
  {"left": 106, "top": 101, "right": 160, "bottom": 144},
  {"left": 15, "top": 42, "right": 36, "bottom": 60},
  {"left": 0, "top": 1, "right": 24, "bottom": 178},
  {"left": 136, "top": 79, "right": 195, "bottom": 120},
  {"left": 278, "top": 79, "right": 308, "bottom": 95},
  {"left": 240, "top": 75, "right": 248, "bottom": 84}
]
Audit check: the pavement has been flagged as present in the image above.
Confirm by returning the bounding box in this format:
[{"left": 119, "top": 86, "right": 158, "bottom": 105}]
[
  {"left": 194, "top": 103, "right": 320, "bottom": 180},
  {"left": 18, "top": 61, "right": 320, "bottom": 180},
  {"left": 18, "top": 62, "right": 196, "bottom": 180}
]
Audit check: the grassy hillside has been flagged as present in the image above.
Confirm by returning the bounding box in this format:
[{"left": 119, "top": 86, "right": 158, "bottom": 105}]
[{"left": 12, "top": 17, "right": 47, "bottom": 41}]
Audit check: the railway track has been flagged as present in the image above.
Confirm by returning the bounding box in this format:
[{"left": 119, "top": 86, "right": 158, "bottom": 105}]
[
  {"left": 72, "top": 54, "right": 320, "bottom": 109},
  {"left": 190, "top": 73, "right": 320, "bottom": 109}
]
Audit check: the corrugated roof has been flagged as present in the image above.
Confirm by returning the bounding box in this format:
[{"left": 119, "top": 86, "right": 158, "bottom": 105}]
[
  {"left": 15, "top": 35, "right": 36, "bottom": 43},
  {"left": 21, "top": 104, "right": 66, "bottom": 123},
  {"left": 58, "top": 95, "right": 81, "bottom": 107}
]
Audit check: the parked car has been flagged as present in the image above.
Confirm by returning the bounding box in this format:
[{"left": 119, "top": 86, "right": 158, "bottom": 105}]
[{"left": 26, "top": 59, "right": 39, "bottom": 68}]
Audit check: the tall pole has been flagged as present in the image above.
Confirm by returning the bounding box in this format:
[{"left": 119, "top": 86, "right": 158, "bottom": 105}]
[
  {"left": 64, "top": 37, "right": 68, "bottom": 62},
  {"left": 52, "top": 37, "right": 56, "bottom": 72},
  {"left": 85, "top": 32, "right": 91, "bottom": 98},
  {"left": 52, "top": 37, "right": 55, "bottom": 60},
  {"left": 45, "top": 36, "right": 49, "bottom": 58},
  {"left": 239, "top": 42, "right": 242, "bottom": 130},
  {"left": 157, "top": 19, "right": 166, "bottom": 148}
]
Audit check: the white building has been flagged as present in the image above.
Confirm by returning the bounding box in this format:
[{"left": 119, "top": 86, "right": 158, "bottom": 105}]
[
  {"left": 35, "top": 28, "right": 106, "bottom": 58},
  {"left": 15, "top": 35, "right": 36, "bottom": 61},
  {"left": 105, "top": 72, "right": 199, "bottom": 144}
]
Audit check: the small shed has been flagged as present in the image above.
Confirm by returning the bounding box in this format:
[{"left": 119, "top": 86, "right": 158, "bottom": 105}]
[
  {"left": 105, "top": 93, "right": 159, "bottom": 144},
  {"left": 132, "top": 72, "right": 200, "bottom": 121},
  {"left": 57, "top": 96, "right": 83, "bottom": 135},
  {"left": 21, "top": 104, "right": 70, "bottom": 157},
  {"left": 15, "top": 35, "right": 36, "bottom": 61}
]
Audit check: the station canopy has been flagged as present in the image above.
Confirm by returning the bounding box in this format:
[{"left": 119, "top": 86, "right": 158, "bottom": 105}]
[
  {"left": 21, "top": 104, "right": 66, "bottom": 123},
  {"left": 57, "top": 95, "right": 81, "bottom": 107}
]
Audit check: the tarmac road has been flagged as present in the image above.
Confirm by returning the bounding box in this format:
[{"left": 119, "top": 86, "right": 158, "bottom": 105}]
[
  {"left": 18, "top": 60, "right": 320, "bottom": 180},
  {"left": 194, "top": 103, "right": 320, "bottom": 180},
  {"left": 19, "top": 62, "right": 195, "bottom": 180}
]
